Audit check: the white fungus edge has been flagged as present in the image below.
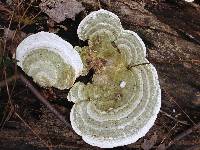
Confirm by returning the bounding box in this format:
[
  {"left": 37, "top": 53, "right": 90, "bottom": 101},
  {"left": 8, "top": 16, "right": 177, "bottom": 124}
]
[
  {"left": 77, "top": 9, "right": 122, "bottom": 41},
  {"left": 122, "top": 30, "right": 147, "bottom": 58},
  {"left": 16, "top": 31, "right": 83, "bottom": 77},
  {"left": 70, "top": 65, "right": 161, "bottom": 148}
]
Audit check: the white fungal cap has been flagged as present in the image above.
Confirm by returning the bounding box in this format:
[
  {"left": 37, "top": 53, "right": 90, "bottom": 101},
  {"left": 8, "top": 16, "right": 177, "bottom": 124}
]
[
  {"left": 70, "top": 64, "right": 161, "bottom": 148},
  {"left": 16, "top": 31, "right": 83, "bottom": 77},
  {"left": 69, "top": 9, "right": 161, "bottom": 148},
  {"left": 16, "top": 31, "right": 83, "bottom": 89},
  {"left": 77, "top": 9, "right": 123, "bottom": 41},
  {"left": 67, "top": 82, "right": 86, "bottom": 103}
]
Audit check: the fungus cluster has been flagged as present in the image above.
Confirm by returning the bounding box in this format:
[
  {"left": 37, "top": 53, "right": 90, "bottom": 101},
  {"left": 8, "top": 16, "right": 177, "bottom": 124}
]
[{"left": 16, "top": 9, "right": 161, "bottom": 148}]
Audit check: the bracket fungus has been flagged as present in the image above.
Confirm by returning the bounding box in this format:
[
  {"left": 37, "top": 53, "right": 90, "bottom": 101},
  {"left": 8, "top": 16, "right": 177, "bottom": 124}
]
[
  {"left": 68, "top": 9, "right": 161, "bottom": 148},
  {"left": 16, "top": 31, "right": 83, "bottom": 90},
  {"left": 15, "top": 9, "right": 161, "bottom": 148}
]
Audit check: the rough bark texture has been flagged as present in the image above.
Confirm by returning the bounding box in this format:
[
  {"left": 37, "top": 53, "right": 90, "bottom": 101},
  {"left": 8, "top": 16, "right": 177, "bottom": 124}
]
[{"left": 0, "top": 0, "right": 200, "bottom": 149}]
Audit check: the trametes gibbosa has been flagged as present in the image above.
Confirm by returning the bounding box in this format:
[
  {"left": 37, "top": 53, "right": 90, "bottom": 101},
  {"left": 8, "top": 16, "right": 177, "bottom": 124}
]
[
  {"left": 16, "top": 9, "right": 161, "bottom": 148},
  {"left": 16, "top": 31, "right": 83, "bottom": 90}
]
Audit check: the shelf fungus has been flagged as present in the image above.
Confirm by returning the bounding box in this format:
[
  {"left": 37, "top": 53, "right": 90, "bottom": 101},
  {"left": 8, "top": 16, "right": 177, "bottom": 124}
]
[
  {"left": 68, "top": 9, "right": 161, "bottom": 148},
  {"left": 16, "top": 31, "right": 83, "bottom": 90}
]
